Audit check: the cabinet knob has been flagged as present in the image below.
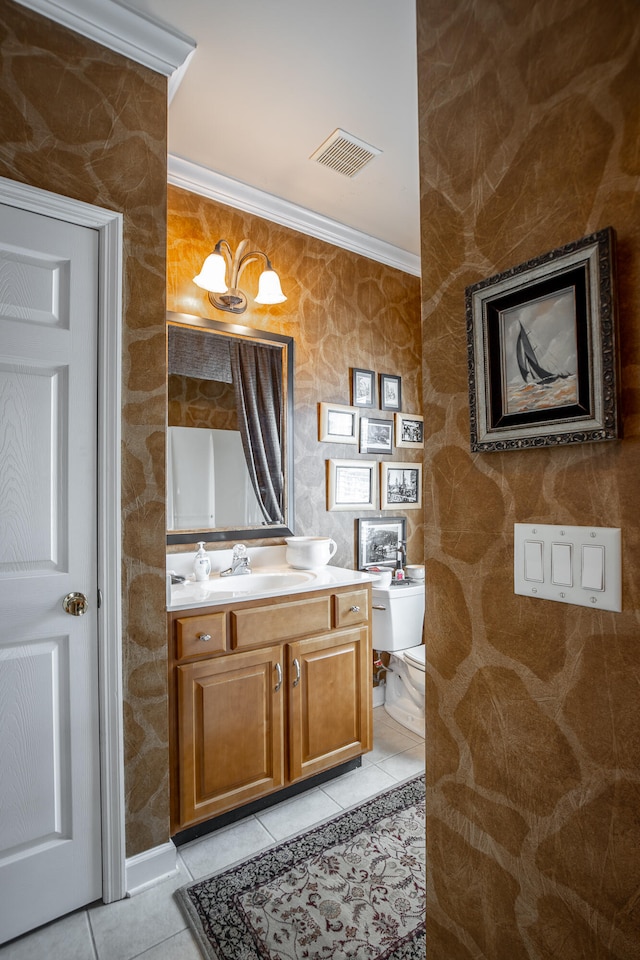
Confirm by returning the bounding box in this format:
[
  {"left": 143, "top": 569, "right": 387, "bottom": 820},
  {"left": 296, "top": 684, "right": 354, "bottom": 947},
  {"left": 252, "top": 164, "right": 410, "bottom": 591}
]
[
  {"left": 349, "top": 605, "right": 360, "bottom": 613},
  {"left": 197, "top": 633, "right": 212, "bottom": 643}
]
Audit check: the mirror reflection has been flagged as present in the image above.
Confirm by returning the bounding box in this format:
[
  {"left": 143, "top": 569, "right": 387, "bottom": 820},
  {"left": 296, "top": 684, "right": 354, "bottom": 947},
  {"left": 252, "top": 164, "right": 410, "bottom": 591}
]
[{"left": 166, "top": 311, "right": 294, "bottom": 544}]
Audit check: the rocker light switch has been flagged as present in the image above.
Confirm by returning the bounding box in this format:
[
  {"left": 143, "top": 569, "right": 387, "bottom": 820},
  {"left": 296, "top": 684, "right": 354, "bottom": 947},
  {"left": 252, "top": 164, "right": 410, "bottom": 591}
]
[
  {"left": 514, "top": 524, "right": 621, "bottom": 612},
  {"left": 582, "top": 544, "right": 605, "bottom": 591},
  {"left": 551, "top": 542, "right": 573, "bottom": 586},
  {"left": 524, "top": 540, "right": 544, "bottom": 581}
]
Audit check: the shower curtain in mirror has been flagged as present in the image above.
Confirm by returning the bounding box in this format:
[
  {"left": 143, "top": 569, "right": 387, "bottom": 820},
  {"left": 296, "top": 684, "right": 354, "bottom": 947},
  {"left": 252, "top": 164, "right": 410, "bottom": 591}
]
[{"left": 230, "top": 340, "right": 284, "bottom": 524}]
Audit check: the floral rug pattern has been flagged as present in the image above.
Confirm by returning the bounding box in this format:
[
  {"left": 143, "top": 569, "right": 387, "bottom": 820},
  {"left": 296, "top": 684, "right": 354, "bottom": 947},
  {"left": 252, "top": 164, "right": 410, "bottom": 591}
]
[{"left": 177, "top": 776, "right": 425, "bottom": 959}]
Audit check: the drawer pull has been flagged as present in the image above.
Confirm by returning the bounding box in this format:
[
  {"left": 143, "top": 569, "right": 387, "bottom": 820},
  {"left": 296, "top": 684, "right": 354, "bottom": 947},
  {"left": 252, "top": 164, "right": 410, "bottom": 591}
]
[
  {"left": 197, "top": 633, "right": 212, "bottom": 642},
  {"left": 372, "top": 604, "right": 386, "bottom": 611},
  {"left": 349, "top": 605, "right": 361, "bottom": 613},
  {"left": 275, "top": 662, "right": 282, "bottom": 692},
  {"left": 292, "top": 658, "right": 301, "bottom": 687}
]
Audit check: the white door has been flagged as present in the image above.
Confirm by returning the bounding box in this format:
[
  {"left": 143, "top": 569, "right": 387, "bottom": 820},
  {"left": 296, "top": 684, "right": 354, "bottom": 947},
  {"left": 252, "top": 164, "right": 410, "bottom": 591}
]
[{"left": 0, "top": 203, "right": 102, "bottom": 943}]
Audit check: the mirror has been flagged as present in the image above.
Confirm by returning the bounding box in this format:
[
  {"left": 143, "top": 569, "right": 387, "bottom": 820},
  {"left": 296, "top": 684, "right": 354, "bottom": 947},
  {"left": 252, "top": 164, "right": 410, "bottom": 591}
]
[{"left": 166, "top": 311, "right": 294, "bottom": 544}]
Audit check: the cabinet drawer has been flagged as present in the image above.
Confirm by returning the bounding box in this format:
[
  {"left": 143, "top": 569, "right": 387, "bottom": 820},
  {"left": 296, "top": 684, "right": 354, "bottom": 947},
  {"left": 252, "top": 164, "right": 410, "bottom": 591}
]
[
  {"left": 231, "top": 595, "right": 332, "bottom": 650},
  {"left": 176, "top": 612, "right": 227, "bottom": 659},
  {"left": 334, "top": 589, "right": 369, "bottom": 628}
]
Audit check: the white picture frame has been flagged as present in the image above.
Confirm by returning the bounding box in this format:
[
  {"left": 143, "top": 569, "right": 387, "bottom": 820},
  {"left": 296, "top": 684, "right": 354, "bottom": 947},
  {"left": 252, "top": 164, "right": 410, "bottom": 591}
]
[
  {"left": 319, "top": 402, "right": 359, "bottom": 444},
  {"left": 395, "top": 413, "right": 424, "bottom": 448},
  {"left": 380, "top": 461, "right": 422, "bottom": 510},
  {"left": 327, "top": 459, "right": 377, "bottom": 511}
]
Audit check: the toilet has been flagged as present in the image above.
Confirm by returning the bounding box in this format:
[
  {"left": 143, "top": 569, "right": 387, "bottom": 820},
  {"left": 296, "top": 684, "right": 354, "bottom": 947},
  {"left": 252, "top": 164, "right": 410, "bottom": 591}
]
[{"left": 371, "top": 580, "right": 425, "bottom": 737}]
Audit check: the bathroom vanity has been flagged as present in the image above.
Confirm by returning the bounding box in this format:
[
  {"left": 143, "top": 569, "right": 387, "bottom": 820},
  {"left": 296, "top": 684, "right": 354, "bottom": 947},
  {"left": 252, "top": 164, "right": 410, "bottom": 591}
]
[{"left": 167, "top": 563, "right": 373, "bottom": 836}]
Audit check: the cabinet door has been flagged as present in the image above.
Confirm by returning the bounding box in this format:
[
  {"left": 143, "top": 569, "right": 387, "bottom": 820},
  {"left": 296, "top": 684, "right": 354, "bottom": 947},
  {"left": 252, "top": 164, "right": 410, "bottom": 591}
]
[
  {"left": 287, "top": 626, "right": 372, "bottom": 783},
  {"left": 177, "top": 646, "right": 285, "bottom": 825}
]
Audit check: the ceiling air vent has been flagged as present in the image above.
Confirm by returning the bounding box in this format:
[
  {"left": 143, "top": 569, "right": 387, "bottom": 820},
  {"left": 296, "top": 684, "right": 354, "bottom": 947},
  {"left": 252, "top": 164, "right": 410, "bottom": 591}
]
[{"left": 310, "top": 128, "right": 382, "bottom": 178}]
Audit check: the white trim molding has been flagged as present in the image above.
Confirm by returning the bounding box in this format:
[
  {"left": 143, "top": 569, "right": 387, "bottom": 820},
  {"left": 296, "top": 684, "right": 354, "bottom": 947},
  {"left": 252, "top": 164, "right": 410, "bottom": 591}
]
[
  {"left": 12, "top": 0, "right": 196, "bottom": 78},
  {"left": 125, "top": 843, "right": 178, "bottom": 897},
  {"left": 168, "top": 156, "right": 422, "bottom": 278},
  {"left": 0, "top": 175, "right": 126, "bottom": 903}
]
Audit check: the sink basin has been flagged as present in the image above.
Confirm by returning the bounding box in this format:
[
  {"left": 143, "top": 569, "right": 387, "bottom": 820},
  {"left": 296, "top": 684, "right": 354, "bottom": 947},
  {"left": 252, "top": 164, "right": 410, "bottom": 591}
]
[
  {"left": 171, "top": 568, "right": 317, "bottom": 606},
  {"left": 205, "top": 571, "right": 314, "bottom": 593}
]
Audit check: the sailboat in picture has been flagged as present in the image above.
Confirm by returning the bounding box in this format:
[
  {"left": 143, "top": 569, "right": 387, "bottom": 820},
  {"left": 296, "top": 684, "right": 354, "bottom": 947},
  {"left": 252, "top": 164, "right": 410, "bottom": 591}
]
[
  {"left": 507, "top": 322, "right": 577, "bottom": 414},
  {"left": 516, "top": 322, "right": 569, "bottom": 385}
]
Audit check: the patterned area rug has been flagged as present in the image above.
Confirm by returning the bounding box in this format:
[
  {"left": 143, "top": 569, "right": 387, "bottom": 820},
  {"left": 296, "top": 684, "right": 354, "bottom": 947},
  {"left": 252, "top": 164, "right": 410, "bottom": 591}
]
[{"left": 177, "top": 775, "right": 425, "bottom": 960}]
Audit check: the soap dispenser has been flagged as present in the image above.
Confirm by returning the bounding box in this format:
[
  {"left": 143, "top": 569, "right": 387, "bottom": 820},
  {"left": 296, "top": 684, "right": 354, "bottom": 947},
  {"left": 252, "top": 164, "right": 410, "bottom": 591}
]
[{"left": 193, "top": 542, "right": 211, "bottom": 581}]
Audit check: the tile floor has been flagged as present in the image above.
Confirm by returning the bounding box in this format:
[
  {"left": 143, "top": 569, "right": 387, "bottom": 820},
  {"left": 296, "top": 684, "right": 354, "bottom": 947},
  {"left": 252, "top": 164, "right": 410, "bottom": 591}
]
[{"left": 0, "top": 707, "right": 424, "bottom": 960}]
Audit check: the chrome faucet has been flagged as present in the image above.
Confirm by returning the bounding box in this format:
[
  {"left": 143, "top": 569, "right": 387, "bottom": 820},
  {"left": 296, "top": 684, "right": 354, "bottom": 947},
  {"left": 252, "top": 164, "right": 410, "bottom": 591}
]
[{"left": 220, "top": 543, "right": 252, "bottom": 577}]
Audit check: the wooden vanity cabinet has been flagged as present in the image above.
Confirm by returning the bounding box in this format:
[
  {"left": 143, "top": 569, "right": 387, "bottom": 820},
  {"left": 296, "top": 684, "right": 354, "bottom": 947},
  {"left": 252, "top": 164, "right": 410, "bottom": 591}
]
[
  {"left": 168, "top": 585, "right": 372, "bottom": 833},
  {"left": 287, "top": 625, "right": 369, "bottom": 782}
]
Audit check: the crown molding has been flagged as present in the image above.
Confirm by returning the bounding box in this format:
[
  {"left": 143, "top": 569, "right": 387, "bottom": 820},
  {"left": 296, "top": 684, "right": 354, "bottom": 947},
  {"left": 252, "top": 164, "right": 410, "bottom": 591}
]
[
  {"left": 13, "top": 0, "right": 196, "bottom": 77},
  {"left": 168, "top": 156, "right": 421, "bottom": 277}
]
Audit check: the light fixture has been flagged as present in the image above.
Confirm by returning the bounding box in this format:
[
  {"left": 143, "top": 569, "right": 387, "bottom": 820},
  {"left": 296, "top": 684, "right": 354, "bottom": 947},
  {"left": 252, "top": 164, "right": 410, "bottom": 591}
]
[{"left": 193, "top": 238, "right": 287, "bottom": 315}]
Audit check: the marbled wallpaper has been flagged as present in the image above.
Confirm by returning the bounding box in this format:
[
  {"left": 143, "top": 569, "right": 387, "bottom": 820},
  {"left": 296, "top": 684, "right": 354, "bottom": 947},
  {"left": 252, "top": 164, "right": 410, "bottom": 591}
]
[
  {"left": 418, "top": 1, "right": 640, "bottom": 957},
  {"left": 168, "top": 374, "right": 238, "bottom": 430},
  {"left": 0, "top": 0, "right": 423, "bottom": 864},
  {"left": 167, "top": 185, "right": 424, "bottom": 569},
  {"left": 0, "top": 1, "right": 169, "bottom": 856}
]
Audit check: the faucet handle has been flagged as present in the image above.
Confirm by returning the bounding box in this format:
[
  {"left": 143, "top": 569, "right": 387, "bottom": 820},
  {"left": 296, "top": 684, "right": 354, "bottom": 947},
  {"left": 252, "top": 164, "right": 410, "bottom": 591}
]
[{"left": 232, "top": 543, "right": 247, "bottom": 559}]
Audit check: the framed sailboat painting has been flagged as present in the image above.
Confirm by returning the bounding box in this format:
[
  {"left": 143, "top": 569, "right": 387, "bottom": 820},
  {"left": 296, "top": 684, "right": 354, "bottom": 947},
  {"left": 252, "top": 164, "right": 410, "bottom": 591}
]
[{"left": 466, "top": 228, "right": 619, "bottom": 452}]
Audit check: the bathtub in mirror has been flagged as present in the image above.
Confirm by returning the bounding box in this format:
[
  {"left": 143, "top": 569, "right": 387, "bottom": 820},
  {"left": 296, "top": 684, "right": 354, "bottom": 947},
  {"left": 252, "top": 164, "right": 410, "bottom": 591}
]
[{"left": 166, "top": 311, "right": 294, "bottom": 544}]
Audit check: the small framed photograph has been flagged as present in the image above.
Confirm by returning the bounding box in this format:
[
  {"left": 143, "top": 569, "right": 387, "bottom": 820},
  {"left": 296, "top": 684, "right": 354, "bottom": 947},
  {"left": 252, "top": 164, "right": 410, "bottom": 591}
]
[
  {"left": 327, "top": 459, "right": 377, "bottom": 511},
  {"left": 466, "top": 227, "right": 619, "bottom": 451},
  {"left": 351, "top": 368, "right": 376, "bottom": 408},
  {"left": 357, "top": 516, "right": 407, "bottom": 570},
  {"left": 360, "top": 417, "right": 393, "bottom": 454},
  {"left": 381, "top": 461, "right": 422, "bottom": 510},
  {"left": 318, "top": 402, "right": 359, "bottom": 444},
  {"left": 380, "top": 373, "right": 402, "bottom": 411},
  {"left": 395, "top": 413, "right": 424, "bottom": 448}
]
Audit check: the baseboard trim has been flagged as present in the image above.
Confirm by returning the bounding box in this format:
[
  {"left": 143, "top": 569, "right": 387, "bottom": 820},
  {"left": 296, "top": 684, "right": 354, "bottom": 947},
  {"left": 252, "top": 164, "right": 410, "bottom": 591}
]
[{"left": 125, "top": 842, "right": 177, "bottom": 897}]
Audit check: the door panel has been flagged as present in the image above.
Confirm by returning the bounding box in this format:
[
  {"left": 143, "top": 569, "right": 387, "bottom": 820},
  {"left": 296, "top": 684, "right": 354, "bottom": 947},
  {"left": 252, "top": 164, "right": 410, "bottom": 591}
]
[
  {"left": 0, "top": 203, "right": 101, "bottom": 943},
  {"left": 0, "top": 638, "right": 72, "bottom": 851},
  {"left": 177, "top": 646, "right": 285, "bottom": 825},
  {"left": 0, "top": 361, "right": 67, "bottom": 572},
  {"left": 288, "top": 626, "right": 372, "bottom": 782}
]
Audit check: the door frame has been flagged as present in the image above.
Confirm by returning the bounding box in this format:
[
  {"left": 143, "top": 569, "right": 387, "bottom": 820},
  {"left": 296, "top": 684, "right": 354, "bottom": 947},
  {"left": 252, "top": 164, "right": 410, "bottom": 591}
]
[{"left": 0, "top": 175, "right": 125, "bottom": 902}]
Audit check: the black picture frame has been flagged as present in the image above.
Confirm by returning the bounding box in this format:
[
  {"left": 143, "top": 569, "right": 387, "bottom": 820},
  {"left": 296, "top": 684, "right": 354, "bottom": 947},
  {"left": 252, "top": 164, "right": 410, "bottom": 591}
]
[
  {"left": 357, "top": 516, "right": 407, "bottom": 570},
  {"left": 466, "top": 228, "right": 619, "bottom": 452},
  {"left": 360, "top": 417, "right": 393, "bottom": 454},
  {"left": 380, "top": 373, "right": 402, "bottom": 411},
  {"left": 351, "top": 368, "right": 376, "bottom": 408}
]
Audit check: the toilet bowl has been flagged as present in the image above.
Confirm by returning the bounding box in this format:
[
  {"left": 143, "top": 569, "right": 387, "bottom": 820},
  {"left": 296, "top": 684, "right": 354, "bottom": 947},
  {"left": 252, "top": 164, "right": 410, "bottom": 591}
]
[{"left": 371, "top": 581, "right": 425, "bottom": 737}]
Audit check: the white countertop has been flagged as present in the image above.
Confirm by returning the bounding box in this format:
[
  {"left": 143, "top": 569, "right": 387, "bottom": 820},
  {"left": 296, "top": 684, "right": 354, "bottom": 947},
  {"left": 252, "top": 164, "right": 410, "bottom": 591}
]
[{"left": 167, "top": 563, "right": 375, "bottom": 612}]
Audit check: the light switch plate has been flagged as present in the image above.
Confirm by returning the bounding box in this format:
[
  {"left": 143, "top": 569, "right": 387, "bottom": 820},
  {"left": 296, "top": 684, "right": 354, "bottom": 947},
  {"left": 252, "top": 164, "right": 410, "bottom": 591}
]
[{"left": 514, "top": 523, "right": 621, "bottom": 612}]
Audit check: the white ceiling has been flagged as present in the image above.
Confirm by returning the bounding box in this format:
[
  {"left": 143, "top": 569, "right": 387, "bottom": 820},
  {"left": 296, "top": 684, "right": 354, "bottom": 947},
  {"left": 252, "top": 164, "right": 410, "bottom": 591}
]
[{"left": 19, "top": 0, "right": 421, "bottom": 274}]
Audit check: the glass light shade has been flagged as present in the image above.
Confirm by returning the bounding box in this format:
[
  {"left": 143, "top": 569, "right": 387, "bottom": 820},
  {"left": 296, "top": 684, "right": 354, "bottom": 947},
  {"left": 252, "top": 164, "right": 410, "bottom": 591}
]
[
  {"left": 193, "top": 253, "right": 228, "bottom": 293},
  {"left": 255, "top": 268, "right": 286, "bottom": 304}
]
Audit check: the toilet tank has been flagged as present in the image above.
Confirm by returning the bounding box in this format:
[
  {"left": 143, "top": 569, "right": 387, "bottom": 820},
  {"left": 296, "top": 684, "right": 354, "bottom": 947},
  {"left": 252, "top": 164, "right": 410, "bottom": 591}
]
[{"left": 371, "top": 581, "right": 425, "bottom": 652}]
